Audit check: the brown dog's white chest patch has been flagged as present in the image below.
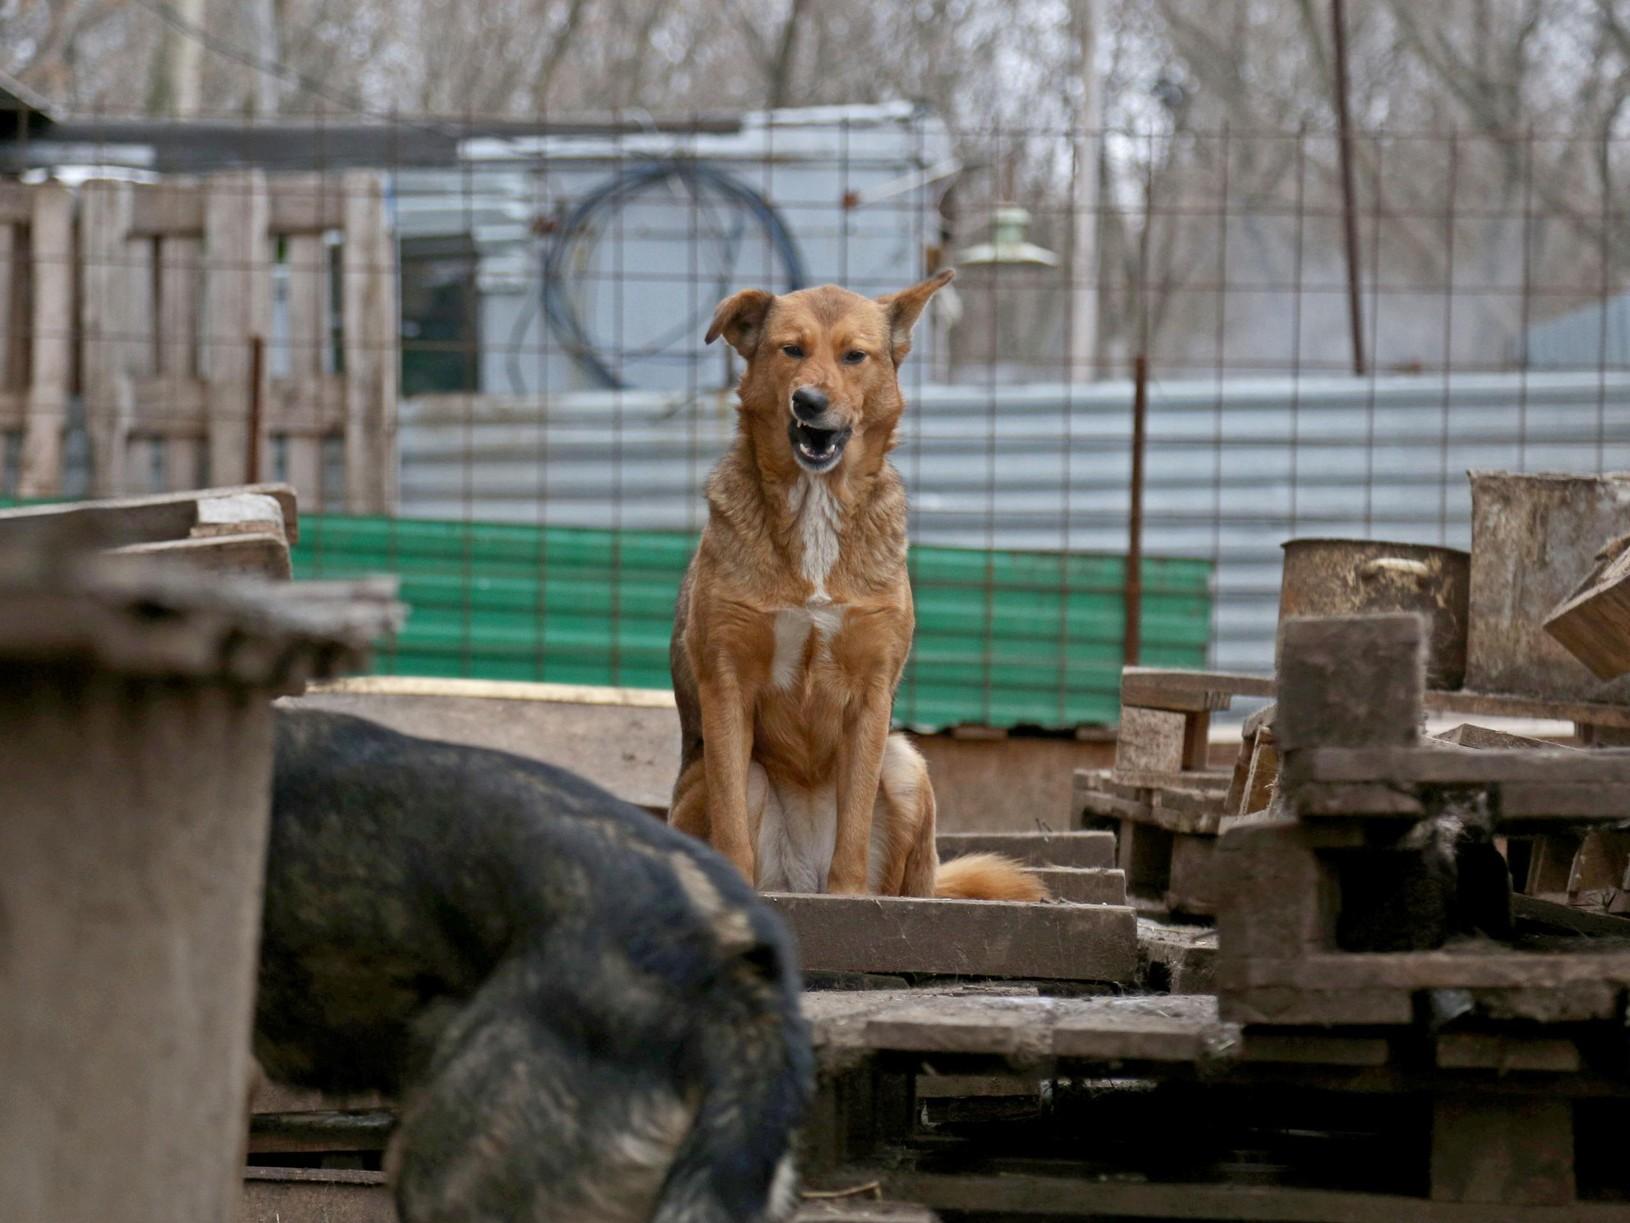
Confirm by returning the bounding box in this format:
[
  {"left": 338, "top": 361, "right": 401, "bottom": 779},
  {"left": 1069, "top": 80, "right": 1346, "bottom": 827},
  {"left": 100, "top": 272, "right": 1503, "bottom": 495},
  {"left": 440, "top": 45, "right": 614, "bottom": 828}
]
[
  {"left": 787, "top": 474, "right": 841, "bottom": 599},
  {"left": 770, "top": 603, "right": 846, "bottom": 691}
]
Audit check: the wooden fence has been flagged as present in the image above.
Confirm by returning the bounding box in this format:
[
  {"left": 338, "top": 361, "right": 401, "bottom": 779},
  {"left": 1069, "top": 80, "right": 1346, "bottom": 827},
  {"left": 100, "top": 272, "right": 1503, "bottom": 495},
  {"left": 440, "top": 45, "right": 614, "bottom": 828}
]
[{"left": 0, "top": 171, "right": 395, "bottom": 511}]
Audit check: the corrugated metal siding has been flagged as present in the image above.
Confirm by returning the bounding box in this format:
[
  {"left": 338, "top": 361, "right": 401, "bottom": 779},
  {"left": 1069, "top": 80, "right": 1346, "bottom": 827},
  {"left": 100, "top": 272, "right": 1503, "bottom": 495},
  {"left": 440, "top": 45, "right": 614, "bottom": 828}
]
[
  {"left": 291, "top": 514, "right": 1212, "bottom": 730},
  {"left": 1525, "top": 294, "right": 1630, "bottom": 370},
  {"left": 397, "top": 369, "right": 1630, "bottom": 675}
]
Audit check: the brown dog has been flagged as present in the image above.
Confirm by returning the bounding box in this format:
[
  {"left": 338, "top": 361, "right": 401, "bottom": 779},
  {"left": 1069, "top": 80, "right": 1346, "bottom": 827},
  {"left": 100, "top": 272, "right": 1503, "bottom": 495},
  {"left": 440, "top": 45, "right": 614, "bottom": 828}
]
[{"left": 668, "top": 272, "right": 1043, "bottom": 902}]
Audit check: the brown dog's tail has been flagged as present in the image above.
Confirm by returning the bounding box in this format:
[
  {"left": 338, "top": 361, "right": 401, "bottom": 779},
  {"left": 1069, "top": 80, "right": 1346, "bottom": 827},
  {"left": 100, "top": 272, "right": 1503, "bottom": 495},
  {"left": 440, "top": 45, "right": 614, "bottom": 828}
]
[{"left": 934, "top": 852, "right": 1049, "bottom": 902}]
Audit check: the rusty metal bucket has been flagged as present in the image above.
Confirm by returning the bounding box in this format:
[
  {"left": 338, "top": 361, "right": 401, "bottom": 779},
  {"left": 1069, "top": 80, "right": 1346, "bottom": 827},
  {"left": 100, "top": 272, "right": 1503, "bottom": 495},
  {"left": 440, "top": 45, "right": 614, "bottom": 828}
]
[{"left": 1277, "top": 538, "right": 1471, "bottom": 689}]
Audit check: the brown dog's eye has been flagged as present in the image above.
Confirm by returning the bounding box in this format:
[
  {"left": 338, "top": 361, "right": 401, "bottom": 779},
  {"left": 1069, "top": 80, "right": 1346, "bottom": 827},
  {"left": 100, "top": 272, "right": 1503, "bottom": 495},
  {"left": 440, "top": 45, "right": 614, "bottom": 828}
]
[
  {"left": 843, "top": 350, "right": 867, "bottom": 365},
  {"left": 781, "top": 344, "right": 805, "bottom": 359}
]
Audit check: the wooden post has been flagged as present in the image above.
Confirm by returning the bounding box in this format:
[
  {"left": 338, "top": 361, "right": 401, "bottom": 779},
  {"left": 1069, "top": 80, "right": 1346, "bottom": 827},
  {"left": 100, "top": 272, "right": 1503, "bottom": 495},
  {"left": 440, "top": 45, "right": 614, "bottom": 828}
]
[
  {"left": 80, "top": 180, "right": 138, "bottom": 496},
  {"left": 20, "top": 184, "right": 72, "bottom": 496},
  {"left": 341, "top": 171, "right": 397, "bottom": 513},
  {"left": 283, "top": 231, "right": 331, "bottom": 508},
  {"left": 156, "top": 234, "right": 204, "bottom": 491},
  {"left": 204, "top": 170, "right": 270, "bottom": 489}
]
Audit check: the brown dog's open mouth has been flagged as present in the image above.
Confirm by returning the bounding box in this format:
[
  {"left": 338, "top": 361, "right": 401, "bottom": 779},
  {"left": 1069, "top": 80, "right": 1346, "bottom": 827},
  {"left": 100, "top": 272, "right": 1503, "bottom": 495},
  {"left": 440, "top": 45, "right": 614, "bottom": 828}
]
[{"left": 788, "top": 420, "right": 851, "bottom": 472}]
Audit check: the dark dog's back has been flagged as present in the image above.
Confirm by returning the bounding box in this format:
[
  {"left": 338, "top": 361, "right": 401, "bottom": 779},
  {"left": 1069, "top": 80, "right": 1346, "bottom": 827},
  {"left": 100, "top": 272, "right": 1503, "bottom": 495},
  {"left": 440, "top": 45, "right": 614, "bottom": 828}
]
[{"left": 260, "top": 707, "right": 811, "bottom": 1223}]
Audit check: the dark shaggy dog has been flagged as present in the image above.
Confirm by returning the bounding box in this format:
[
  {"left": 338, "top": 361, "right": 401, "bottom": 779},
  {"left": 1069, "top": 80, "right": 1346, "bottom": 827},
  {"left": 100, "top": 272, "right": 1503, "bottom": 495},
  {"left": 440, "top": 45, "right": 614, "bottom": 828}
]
[{"left": 255, "top": 708, "right": 812, "bottom": 1223}]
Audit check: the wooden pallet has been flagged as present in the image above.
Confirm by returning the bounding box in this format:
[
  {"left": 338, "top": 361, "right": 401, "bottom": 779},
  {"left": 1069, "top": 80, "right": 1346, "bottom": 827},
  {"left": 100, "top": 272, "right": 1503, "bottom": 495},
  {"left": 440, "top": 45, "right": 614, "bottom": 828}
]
[
  {"left": 800, "top": 987, "right": 1630, "bottom": 1220},
  {"left": 765, "top": 893, "right": 1137, "bottom": 983},
  {"left": 1218, "top": 613, "right": 1630, "bottom": 1028},
  {"left": 1074, "top": 768, "right": 1225, "bottom": 916},
  {"left": 242, "top": 1167, "right": 942, "bottom": 1223}
]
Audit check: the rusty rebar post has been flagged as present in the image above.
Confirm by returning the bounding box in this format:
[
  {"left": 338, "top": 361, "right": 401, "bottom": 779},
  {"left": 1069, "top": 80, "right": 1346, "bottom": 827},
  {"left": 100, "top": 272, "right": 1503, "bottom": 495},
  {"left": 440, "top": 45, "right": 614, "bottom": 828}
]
[
  {"left": 246, "top": 333, "right": 265, "bottom": 482},
  {"left": 1331, "top": 0, "right": 1366, "bottom": 376}
]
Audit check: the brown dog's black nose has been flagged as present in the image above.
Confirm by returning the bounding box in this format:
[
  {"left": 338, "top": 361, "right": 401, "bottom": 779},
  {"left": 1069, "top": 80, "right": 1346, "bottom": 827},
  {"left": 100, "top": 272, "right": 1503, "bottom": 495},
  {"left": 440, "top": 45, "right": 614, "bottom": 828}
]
[{"left": 791, "top": 387, "right": 829, "bottom": 421}]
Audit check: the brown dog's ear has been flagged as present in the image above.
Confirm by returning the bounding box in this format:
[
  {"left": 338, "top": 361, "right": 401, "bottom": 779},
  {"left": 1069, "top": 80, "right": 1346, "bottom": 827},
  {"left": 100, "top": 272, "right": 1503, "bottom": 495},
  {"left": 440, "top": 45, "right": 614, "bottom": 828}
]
[
  {"left": 876, "top": 268, "right": 955, "bottom": 364},
  {"left": 705, "top": 289, "right": 775, "bottom": 359}
]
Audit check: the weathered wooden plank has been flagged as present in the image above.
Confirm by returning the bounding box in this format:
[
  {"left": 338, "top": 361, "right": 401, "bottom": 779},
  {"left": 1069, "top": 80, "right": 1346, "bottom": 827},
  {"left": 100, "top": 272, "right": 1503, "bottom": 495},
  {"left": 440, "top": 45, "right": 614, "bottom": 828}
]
[
  {"left": 1165, "top": 833, "right": 1217, "bottom": 915},
  {"left": 1545, "top": 535, "right": 1630, "bottom": 682},
  {"left": 1292, "top": 746, "right": 1630, "bottom": 787},
  {"left": 156, "top": 235, "right": 202, "bottom": 379},
  {"left": 1240, "top": 1032, "right": 1390, "bottom": 1066},
  {"left": 1030, "top": 866, "right": 1126, "bottom": 905},
  {"left": 1277, "top": 613, "right": 1425, "bottom": 753},
  {"left": 1433, "top": 723, "right": 1572, "bottom": 751},
  {"left": 1511, "top": 893, "right": 1630, "bottom": 938},
  {"left": 280, "top": 232, "right": 332, "bottom": 508},
  {"left": 203, "top": 170, "right": 271, "bottom": 489},
  {"left": 340, "top": 171, "right": 395, "bottom": 512},
  {"left": 269, "top": 174, "right": 347, "bottom": 234},
  {"left": 80, "top": 180, "right": 138, "bottom": 496},
  {"left": 130, "top": 180, "right": 206, "bottom": 238},
  {"left": 1225, "top": 730, "right": 1256, "bottom": 816},
  {"left": 937, "top": 830, "right": 1115, "bottom": 869},
  {"left": 1111, "top": 767, "right": 1231, "bottom": 793},
  {"left": 1240, "top": 734, "right": 1278, "bottom": 815},
  {"left": 795, "top": 1203, "right": 941, "bottom": 1223},
  {"left": 240, "top": 1168, "right": 392, "bottom": 1223},
  {"left": 1115, "top": 705, "right": 1187, "bottom": 774},
  {"left": 269, "top": 373, "right": 349, "bottom": 432},
  {"left": 1214, "top": 817, "right": 1337, "bottom": 964},
  {"left": 0, "top": 483, "right": 299, "bottom": 547},
  {"left": 1468, "top": 471, "right": 1630, "bottom": 702},
  {"left": 765, "top": 894, "right": 1138, "bottom": 983},
  {"left": 863, "top": 1168, "right": 1630, "bottom": 1222},
  {"left": 1243, "top": 701, "right": 1277, "bottom": 738},
  {"left": 1503, "top": 782, "right": 1630, "bottom": 820},
  {"left": 1120, "top": 667, "right": 1274, "bottom": 711},
  {"left": 284, "top": 233, "right": 329, "bottom": 381},
  {"left": 0, "top": 181, "right": 35, "bottom": 226},
  {"left": 1423, "top": 686, "right": 1630, "bottom": 730},
  {"left": 22, "top": 184, "right": 72, "bottom": 496},
  {"left": 1435, "top": 1033, "right": 1581, "bottom": 1074},
  {"left": 114, "top": 532, "right": 292, "bottom": 580},
  {"left": 248, "top": 1109, "right": 394, "bottom": 1154},
  {"left": 1050, "top": 994, "right": 1219, "bottom": 1062},
  {"left": 861, "top": 995, "right": 1056, "bottom": 1059},
  {"left": 130, "top": 374, "right": 209, "bottom": 435},
  {"left": 1292, "top": 782, "right": 1425, "bottom": 818},
  {"left": 1137, "top": 916, "right": 1218, "bottom": 994},
  {"left": 1221, "top": 950, "right": 1630, "bottom": 992}
]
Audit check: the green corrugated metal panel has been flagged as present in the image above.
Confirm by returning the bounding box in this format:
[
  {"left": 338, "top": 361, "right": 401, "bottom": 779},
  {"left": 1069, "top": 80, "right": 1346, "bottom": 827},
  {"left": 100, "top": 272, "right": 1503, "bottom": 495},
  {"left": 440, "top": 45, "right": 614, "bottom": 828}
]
[{"left": 293, "top": 514, "right": 1212, "bottom": 730}]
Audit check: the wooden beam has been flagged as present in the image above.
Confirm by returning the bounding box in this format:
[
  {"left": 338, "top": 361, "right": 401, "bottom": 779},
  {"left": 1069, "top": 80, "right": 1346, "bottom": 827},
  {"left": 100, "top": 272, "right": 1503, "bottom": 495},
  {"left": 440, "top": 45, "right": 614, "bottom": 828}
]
[
  {"left": 1545, "top": 536, "right": 1630, "bottom": 681},
  {"left": 855, "top": 1168, "right": 1630, "bottom": 1222},
  {"left": 1114, "top": 705, "right": 1187, "bottom": 773},
  {"left": 1120, "top": 667, "right": 1274, "bottom": 711},
  {"left": 1423, "top": 686, "right": 1630, "bottom": 730},
  {"left": 1030, "top": 866, "right": 1126, "bottom": 905},
  {"left": 937, "top": 830, "right": 1115, "bottom": 869},
  {"left": 203, "top": 170, "right": 270, "bottom": 489},
  {"left": 340, "top": 171, "right": 395, "bottom": 513},
  {"left": 113, "top": 531, "right": 292, "bottom": 580},
  {"left": 0, "top": 483, "right": 298, "bottom": 548},
  {"left": 1292, "top": 746, "right": 1630, "bottom": 787},
  {"left": 765, "top": 894, "right": 1137, "bottom": 983},
  {"left": 1432, "top": 723, "right": 1573, "bottom": 751},
  {"left": 242, "top": 1167, "right": 393, "bottom": 1223},
  {"left": 20, "top": 184, "right": 71, "bottom": 497},
  {"left": 1277, "top": 613, "right": 1425, "bottom": 753}
]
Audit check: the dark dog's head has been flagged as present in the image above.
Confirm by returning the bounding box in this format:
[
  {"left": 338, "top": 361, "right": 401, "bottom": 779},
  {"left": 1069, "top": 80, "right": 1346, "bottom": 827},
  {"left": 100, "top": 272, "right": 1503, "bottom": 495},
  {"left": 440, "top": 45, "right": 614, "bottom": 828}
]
[{"left": 705, "top": 271, "right": 954, "bottom": 478}]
